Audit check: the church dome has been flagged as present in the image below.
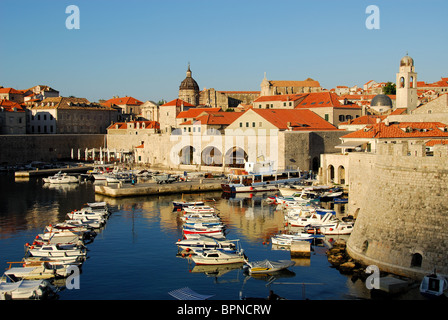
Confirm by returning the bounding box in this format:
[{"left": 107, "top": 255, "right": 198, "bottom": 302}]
[
  {"left": 179, "top": 66, "right": 199, "bottom": 91},
  {"left": 371, "top": 94, "right": 393, "bottom": 107},
  {"left": 400, "top": 55, "right": 414, "bottom": 67}
]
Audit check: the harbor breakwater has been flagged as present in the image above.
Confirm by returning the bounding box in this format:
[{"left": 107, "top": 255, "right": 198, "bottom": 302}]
[{"left": 346, "top": 141, "right": 448, "bottom": 280}]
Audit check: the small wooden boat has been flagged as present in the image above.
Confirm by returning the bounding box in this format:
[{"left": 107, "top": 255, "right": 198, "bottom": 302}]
[
  {"left": 173, "top": 200, "right": 205, "bottom": 209},
  {"left": 244, "top": 259, "right": 295, "bottom": 274},
  {"left": 176, "top": 236, "right": 238, "bottom": 253},
  {"left": 319, "top": 222, "right": 354, "bottom": 235},
  {"left": 183, "top": 205, "right": 216, "bottom": 214},
  {"left": 0, "top": 279, "right": 56, "bottom": 300}
]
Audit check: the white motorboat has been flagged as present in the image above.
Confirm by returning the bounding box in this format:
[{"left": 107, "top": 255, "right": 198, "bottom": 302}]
[
  {"left": 180, "top": 212, "right": 220, "bottom": 223},
  {"left": 0, "top": 279, "right": 56, "bottom": 300},
  {"left": 190, "top": 249, "right": 246, "bottom": 265},
  {"left": 270, "top": 233, "right": 318, "bottom": 246},
  {"left": 420, "top": 271, "right": 448, "bottom": 298},
  {"left": 43, "top": 171, "right": 78, "bottom": 184},
  {"left": 319, "top": 221, "right": 354, "bottom": 235},
  {"left": 176, "top": 236, "right": 238, "bottom": 253},
  {"left": 66, "top": 209, "right": 107, "bottom": 221},
  {"left": 3, "top": 265, "right": 58, "bottom": 281},
  {"left": 288, "top": 211, "right": 336, "bottom": 227},
  {"left": 244, "top": 259, "right": 295, "bottom": 274},
  {"left": 183, "top": 205, "right": 216, "bottom": 214},
  {"left": 26, "top": 244, "right": 87, "bottom": 258},
  {"left": 173, "top": 200, "right": 205, "bottom": 210},
  {"left": 64, "top": 217, "right": 105, "bottom": 229},
  {"left": 182, "top": 225, "right": 225, "bottom": 238}
]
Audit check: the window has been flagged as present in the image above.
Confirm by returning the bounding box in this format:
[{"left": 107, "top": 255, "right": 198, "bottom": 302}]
[
  {"left": 239, "top": 122, "right": 242, "bottom": 127},
  {"left": 339, "top": 115, "right": 345, "bottom": 122},
  {"left": 246, "top": 122, "right": 249, "bottom": 127},
  {"left": 259, "top": 122, "right": 262, "bottom": 127},
  {"left": 325, "top": 114, "right": 329, "bottom": 121},
  {"left": 252, "top": 122, "right": 255, "bottom": 127}
]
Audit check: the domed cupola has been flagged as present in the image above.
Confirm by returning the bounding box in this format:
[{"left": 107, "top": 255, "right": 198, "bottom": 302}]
[{"left": 178, "top": 64, "right": 199, "bottom": 105}]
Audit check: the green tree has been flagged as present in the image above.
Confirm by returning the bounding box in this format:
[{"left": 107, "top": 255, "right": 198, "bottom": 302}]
[{"left": 382, "top": 82, "right": 396, "bottom": 95}]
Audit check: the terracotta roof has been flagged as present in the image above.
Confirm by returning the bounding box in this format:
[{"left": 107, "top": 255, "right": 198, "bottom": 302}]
[
  {"left": 426, "top": 139, "right": 448, "bottom": 147},
  {"left": 296, "top": 92, "right": 361, "bottom": 109},
  {"left": 341, "top": 122, "right": 448, "bottom": 139},
  {"left": 190, "top": 112, "right": 243, "bottom": 126},
  {"left": 0, "top": 87, "right": 22, "bottom": 94},
  {"left": 250, "top": 109, "right": 338, "bottom": 131},
  {"left": 107, "top": 121, "right": 160, "bottom": 130},
  {"left": 161, "top": 98, "right": 196, "bottom": 108},
  {"left": 0, "top": 99, "right": 25, "bottom": 112},
  {"left": 102, "top": 96, "right": 143, "bottom": 107},
  {"left": 389, "top": 108, "right": 407, "bottom": 115},
  {"left": 176, "top": 107, "right": 221, "bottom": 119},
  {"left": 253, "top": 94, "right": 307, "bottom": 103},
  {"left": 339, "top": 115, "right": 386, "bottom": 126}
]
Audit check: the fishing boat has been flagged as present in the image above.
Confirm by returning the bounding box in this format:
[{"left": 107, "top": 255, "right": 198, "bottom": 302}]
[
  {"left": 176, "top": 236, "right": 238, "bottom": 253},
  {"left": 3, "top": 265, "right": 58, "bottom": 281},
  {"left": 244, "top": 259, "right": 295, "bottom": 274},
  {"left": 181, "top": 212, "right": 220, "bottom": 223},
  {"left": 190, "top": 249, "right": 246, "bottom": 265},
  {"left": 26, "top": 244, "right": 87, "bottom": 258},
  {"left": 182, "top": 225, "right": 225, "bottom": 238},
  {"left": 319, "top": 221, "right": 354, "bottom": 235},
  {"left": 43, "top": 171, "right": 78, "bottom": 184},
  {"left": 173, "top": 200, "right": 205, "bottom": 210},
  {"left": 288, "top": 211, "right": 336, "bottom": 228},
  {"left": 183, "top": 205, "right": 216, "bottom": 214},
  {"left": 270, "top": 233, "right": 322, "bottom": 246},
  {"left": 420, "top": 270, "right": 448, "bottom": 298},
  {"left": 0, "top": 279, "right": 56, "bottom": 300},
  {"left": 221, "top": 160, "right": 302, "bottom": 193}
]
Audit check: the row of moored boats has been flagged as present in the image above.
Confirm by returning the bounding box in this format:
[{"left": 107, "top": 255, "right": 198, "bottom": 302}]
[
  {"left": 0, "top": 202, "right": 111, "bottom": 300},
  {"left": 173, "top": 200, "right": 297, "bottom": 278}
]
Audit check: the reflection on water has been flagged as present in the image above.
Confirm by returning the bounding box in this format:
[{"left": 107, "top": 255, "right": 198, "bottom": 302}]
[{"left": 0, "top": 174, "right": 420, "bottom": 300}]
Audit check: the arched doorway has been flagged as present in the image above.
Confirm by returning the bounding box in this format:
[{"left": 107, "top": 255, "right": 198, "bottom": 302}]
[
  {"left": 225, "top": 146, "right": 248, "bottom": 168},
  {"left": 201, "top": 146, "right": 222, "bottom": 166},
  {"left": 179, "top": 145, "right": 195, "bottom": 165},
  {"left": 338, "top": 165, "right": 346, "bottom": 184},
  {"left": 328, "top": 165, "right": 335, "bottom": 183}
]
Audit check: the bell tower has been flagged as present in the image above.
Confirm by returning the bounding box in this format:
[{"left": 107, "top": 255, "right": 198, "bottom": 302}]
[{"left": 396, "top": 54, "right": 418, "bottom": 112}]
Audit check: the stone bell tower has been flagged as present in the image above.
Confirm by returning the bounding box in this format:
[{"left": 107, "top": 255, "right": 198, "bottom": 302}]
[{"left": 396, "top": 54, "right": 418, "bottom": 112}]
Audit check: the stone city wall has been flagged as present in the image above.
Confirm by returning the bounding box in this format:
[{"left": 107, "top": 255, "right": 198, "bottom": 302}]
[
  {"left": 346, "top": 141, "right": 448, "bottom": 279},
  {"left": 0, "top": 134, "right": 105, "bottom": 164}
]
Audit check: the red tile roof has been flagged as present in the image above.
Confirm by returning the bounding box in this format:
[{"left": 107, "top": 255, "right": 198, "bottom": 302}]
[
  {"left": 0, "top": 87, "right": 22, "bottom": 94},
  {"left": 426, "top": 139, "right": 448, "bottom": 146},
  {"left": 296, "top": 92, "right": 361, "bottom": 109},
  {"left": 0, "top": 99, "right": 25, "bottom": 112},
  {"left": 339, "top": 115, "right": 386, "bottom": 126},
  {"left": 191, "top": 112, "right": 243, "bottom": 125},
  {"left": 342, "top": 122, "right": 448, "bottom": 139},
  {"left": 176, "top": 107, "right": 221, "bottom": 119},
  {"left": 250, "top": 109, "right": 338, "bottom": 131},
  {"left": 161, "top": 99, "right": 195, "bottom": 108},
  {"left": 102, "top": 96, "right": 143, "bottom": 107},
  {"left": 107, "top": 121, "right": 160, "bottom": 130}
]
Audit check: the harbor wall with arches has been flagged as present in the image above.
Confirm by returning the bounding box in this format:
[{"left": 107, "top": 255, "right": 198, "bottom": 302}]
[{"left": 346, "top": 141, "right": 448, "bottom": 279}]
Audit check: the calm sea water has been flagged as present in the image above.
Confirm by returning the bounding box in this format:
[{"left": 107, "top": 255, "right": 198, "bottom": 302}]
[{"left": 0, "top": 173, "right": 376, "bottom": 300}]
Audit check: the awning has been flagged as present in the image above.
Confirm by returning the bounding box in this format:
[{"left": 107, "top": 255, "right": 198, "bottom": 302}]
[{"left": 335, "top": 141, "right": 365, "bottom": 149}]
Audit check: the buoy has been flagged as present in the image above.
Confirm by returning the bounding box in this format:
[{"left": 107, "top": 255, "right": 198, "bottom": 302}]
[
  {"left": 262, "top": 241, "right": 266, "bottom": 245},
  {"left": 25, "top": 243, "right": 29, "bottom": 246}
]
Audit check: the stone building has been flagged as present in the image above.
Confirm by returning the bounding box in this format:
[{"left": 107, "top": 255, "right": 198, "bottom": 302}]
[
  {"left": 260, "top": 74, "right": 322, "bottom": 96},
  {"left": 199, "top": 88, "right": 260, "bottom": 110},
  {"left": 0, "top": 100, "right": 26, "bottom": 134},
  {"left": 28, "top": 97, "right": 119, "bottom": 134},
  {"left": 101, "top": 96, "right": 143, "bottom": 121}
]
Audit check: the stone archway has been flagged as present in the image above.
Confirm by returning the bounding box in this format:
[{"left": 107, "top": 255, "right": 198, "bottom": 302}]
[
  {"left": 201, "top": 146, "right": 222, "bottom": 166},
  {"left": 328, "top": 165, "right": 335, "bottom": 183},
  {"left": 338, "top": 165, "right": 346, "bottom": 185},
  {"left": 179, "top": 145, "right": 195, "bottom": 165},
  {"left": 225, "top": 146, "right": 248, "bottom": 168}
]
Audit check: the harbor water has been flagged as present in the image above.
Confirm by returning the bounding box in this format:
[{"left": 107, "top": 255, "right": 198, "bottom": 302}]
[{"left": 0, "top": 173, "right": 411, "bottom": 300}]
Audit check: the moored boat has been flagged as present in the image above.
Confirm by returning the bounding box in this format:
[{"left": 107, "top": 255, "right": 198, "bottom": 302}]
[
  {"left": 0, "top": 279, "right": 56, "bottom": 300},
  {"left": 43, "top": 172, "right": 78, "bottom": 184},
  {"left": 244, "top": 259, "right": 295, "bottom": 274},
  {"left": 190, "top": 249, "right": 246, "bottom": 265}
]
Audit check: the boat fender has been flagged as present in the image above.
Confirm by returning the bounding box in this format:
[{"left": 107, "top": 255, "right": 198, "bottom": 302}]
[{"left": 26, "top": 243, "right": 30, "bottom": 246}]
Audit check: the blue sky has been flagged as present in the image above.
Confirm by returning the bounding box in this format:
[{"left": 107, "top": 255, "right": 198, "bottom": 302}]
[{"left": 1, "top": 0, "right": 447, "bottom": 102}]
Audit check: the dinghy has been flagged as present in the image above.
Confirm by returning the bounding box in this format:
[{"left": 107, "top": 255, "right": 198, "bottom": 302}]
[
  {"left": 420, "top": 270, "right": 448, "bottom": 298},
  {"left": 244, "top": 259, "right": 295, "bottom": 274}
]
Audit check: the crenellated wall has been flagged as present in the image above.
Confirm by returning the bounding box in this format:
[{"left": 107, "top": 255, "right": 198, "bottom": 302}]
[{"left": 346, "top": 141, "right": 448, "bottom": 279}]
